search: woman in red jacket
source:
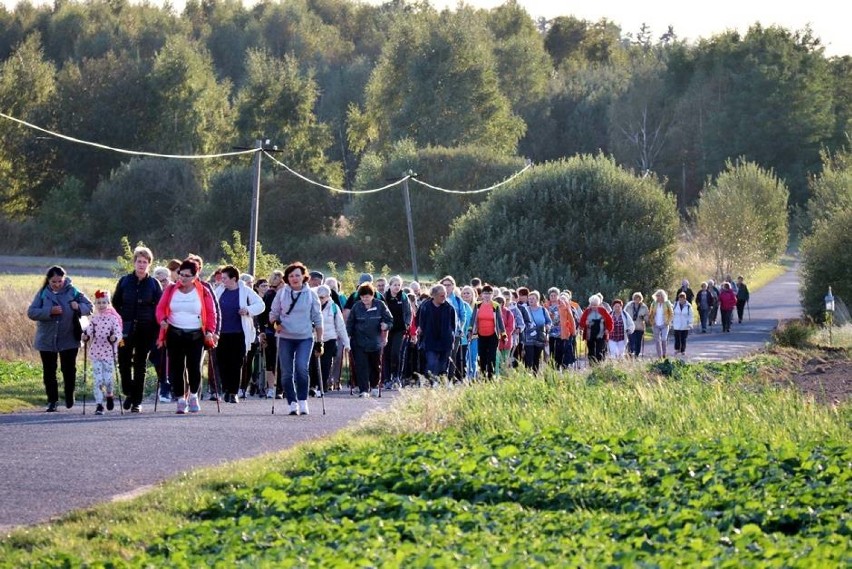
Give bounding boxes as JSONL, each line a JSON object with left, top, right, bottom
{"left": 717, "top": 281, "right": 738, "bottom": 333}
{"left": 156, "top": 258, "right": 218, "bottom": 414}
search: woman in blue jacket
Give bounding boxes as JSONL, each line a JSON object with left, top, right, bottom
{"left": 27, "top": 266, "right": 93, "bottom": 411}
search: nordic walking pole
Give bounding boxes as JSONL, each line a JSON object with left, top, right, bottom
{"left": 315, "top": 352, "right": 326, "bottom": 415}
{"left": 271, "top": 337, "right": 279, "bottom": 415}
{"left": 108, "top": 336, "right": 124, "bottom": 415}
{"left": 81, "top": 337, "right": 88, "bottom": 415}
{"left": 207, "top": 347, "right": 221, "bottom": 414}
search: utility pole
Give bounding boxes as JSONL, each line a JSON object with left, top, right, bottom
{"left": 401, "top": 171, "right": 418, "bottom": 281}
{"left": 234, "top": 139, "right": 281, "bottom": 277}
{"left": 248, "top": 139, "right": 263, "bottom": 277}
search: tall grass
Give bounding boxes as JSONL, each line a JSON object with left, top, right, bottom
{"left": 362, "top": 359, "right": 849, "bottom": 444}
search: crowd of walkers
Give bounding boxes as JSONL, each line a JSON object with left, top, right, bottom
{"left": 27, "top": 248, "right": 751, "bottom": 415}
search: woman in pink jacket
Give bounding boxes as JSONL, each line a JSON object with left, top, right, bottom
{"left": 717, "top": 281, "right": 738, "bottom": 333}
{"left": 156, "top": 258, "right": 218, "bottom": 414}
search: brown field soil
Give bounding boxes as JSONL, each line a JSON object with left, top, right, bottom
{"left": 774, "top": 347, "right": 851, "bottom": 406}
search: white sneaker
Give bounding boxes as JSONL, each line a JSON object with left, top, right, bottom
{"left": 298, "top": 400, "right": 309, "bottom": 415}
{"left": 237, "top": 389, "right": 246, "bottom": 398}
{"left": 371, "top": 388, "right": 379, "bottom": 398}
{"left": 266, "top": 388, "right": 276, "bottom": 399}
{"left": 288, "top": 401, "right": 299, "bottom": 415}
{"left": 159, "top": 394, "right": 172, "bottom": 403}
{"left": 188, "top": 394, "right": 200, "bottom": 413}
{"left": 359, "top": 391, "right": 370, "bottom": 398}
{"left": 176, "top": 398, "right": 187, "bottom": 414}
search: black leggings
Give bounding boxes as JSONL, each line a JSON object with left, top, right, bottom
{"left": 166, "top": 328, "right": 204, "bottom": 398}
{"left": 215, "top": 332, "right": 246, "bottom": 395}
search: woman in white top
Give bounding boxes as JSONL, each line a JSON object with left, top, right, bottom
{"left": 671, "top": 291, "right": 693, "bottom": 355}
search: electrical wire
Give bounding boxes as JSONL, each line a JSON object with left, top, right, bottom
{"left": 263, "top": 151, "right": 407, "bottom": 194}
{"left": 0, "top": 111, "right": 258, "bottom": 159}
{"left": 408, "top": 162, "right": 532, "bottom": 194}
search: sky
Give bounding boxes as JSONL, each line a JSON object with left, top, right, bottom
{"left": 1, "top": 0, "right": 848, "bottom": 56}
{"left": 430, "top": 0, "right": 850, "bottom": 56}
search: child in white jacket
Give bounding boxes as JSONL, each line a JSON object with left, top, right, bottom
{"left": 671, "top": 292, "right": 693, "bottom": 355}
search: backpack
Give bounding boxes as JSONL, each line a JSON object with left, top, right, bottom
{"left": 586, "top": 309, "right": 606, "bottom": 340}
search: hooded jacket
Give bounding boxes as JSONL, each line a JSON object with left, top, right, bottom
{"left": 28, "top": 277, "right": 93, "bottom": 352}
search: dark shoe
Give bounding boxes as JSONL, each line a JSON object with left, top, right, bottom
{"left": 46, "top": 402, "right": 58, "bottom": 412}
{"left": 95, "top": 404, "right": 104, "bottom": 416}
{"left": 123, "top": 397, "right": 132, "bottom": 410}
{"left": 106, "top": 396, "right": 114, "bottom": 411}
{"left": 131, "top": 404, "right": 141, "bottom": 413}
{"left": 65, "top": 393, "right": 74, "bottom": 409}
{"left": 309, "top": 388, "right": 317, "bottom": 397}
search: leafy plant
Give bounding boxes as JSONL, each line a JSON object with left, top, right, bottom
{"left": 219, "top": 231, "right": 282, "bottom": 280}
{"left": 773, "top": 319, "right": 816, "bottom": 348}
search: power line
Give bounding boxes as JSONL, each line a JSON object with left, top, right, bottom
{"left": 262, "top": 151, "right": 408, "bottom": 194}
{"left": 0, "top": 112, "right": 257, "bottom": 159}
{"left": 409, "top": 161, "right": 532, "bottom": 194}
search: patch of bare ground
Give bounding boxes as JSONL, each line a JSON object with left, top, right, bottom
{"left": 771, "top": 347, "right": 852, "bottom": 406}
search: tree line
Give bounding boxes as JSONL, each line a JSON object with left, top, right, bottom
{"left": 0, "top": 0, "right": 848, "bottom": 278}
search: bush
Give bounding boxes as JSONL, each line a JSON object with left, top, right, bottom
{"left": 433, "top": 154, "right": 678, "bottom": 300}
{"left": 772, "top": 319, "right": 816, "bottom": 348}
{"left": 800, "top": 208, "right": 852, "bottom": 322}
{"left": 695, "top": 158, "right": 789, "bottom": 276}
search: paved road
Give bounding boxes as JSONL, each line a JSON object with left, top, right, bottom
{"left": 682, "top": 265, "right": 801, "bottom": 362}
{"left": 0, "top": 391, "right": 394, "bottom": 531}
{"left": 0, "top": 264, "right": 802, "bottom": 532}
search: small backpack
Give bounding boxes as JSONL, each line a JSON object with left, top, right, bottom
{"left": 586, "top": 309, "right": 606, "bottom": 340}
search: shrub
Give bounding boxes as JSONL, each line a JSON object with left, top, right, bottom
{"left": 800, "top": 208, "right": 852, "bottom": 322}
{"left": 433, "top": 154, "right": 678, "bottom": 300}
{"left": 586, "top": 363, "right": 629, "bottom": 385}
{"left": 695, "top": 158, "right": 789, "bottom": 276}
{"left": 772, "top": 319, "right": 816, "bottom": 348}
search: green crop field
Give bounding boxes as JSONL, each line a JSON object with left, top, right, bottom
{"left": 1, "top": 354, "right": 849, "bottom": 567}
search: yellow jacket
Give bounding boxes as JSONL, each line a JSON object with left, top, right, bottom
{"left": 648, "top": 301, "right": 674, "bottom": 326}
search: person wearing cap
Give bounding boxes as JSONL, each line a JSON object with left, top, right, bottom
{"left": 415, "top": 283, "right": 457, "bottom": 380}
{"left": 469, "top": 284, "right": 507, "bottom": 379}
{"left": 346, "top": 282, "right": 393, "bottom": 397}
{"left": 308, "top": 271, "right": 324, "bottom": 289}
{"left": 310, "top": 284, "right": 350, "bottom": 394}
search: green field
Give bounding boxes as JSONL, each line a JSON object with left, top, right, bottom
{"left": 1, "top": 353, "right": 849, "bottom": 566}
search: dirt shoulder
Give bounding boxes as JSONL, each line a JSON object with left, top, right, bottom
{"left": 771, "top": 346, "right": 852, "bottom": 406}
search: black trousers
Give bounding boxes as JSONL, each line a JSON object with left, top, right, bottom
{"left": 523, "top": 343, "right": 544, "bottom": 371}
{"left": 736, "top": 299, "right": 747, "bottom": 323}
{"left": 587, "top": 338, "right": 607, "bottom": 364}
{"left": 40, "top": 349, "right": 78, "bottom": 405}
{"left": 310, "top": 339, "right": 337, "bottom": 390}
{"left": 166, "top": 327, "right": 204, "bottom": 399}
{"left": 215, "top": 332, "right": 246, "bottom": 395}
{"left": 118, "top": 321, "right": 157, "bottom": 405}
{"left": 673, "top": 329, "right": 689, "bottom": 353}
{"left": 549, "top": 336, "right": 565, "bottom": 368}
{"left": 353, "top": 348, "right": 381, "bottom": 393}
{"left": 721, "top": 309, "right": 734, "bottom": 332}
{"left": 382, "top": 330, "right": 406, "bottom": 382}
{"left": 478, "top": 334, "right": 499, "bottom": 378}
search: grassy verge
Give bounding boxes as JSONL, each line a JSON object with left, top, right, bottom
{"left": 1, "top": 355, "right": 849, "bottom": 566}
{"left": 0, "top": 360, "right": 43, "bottom": 413}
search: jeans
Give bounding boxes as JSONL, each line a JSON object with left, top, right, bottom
{"left": 278, "top": 337, "right": 313, "bottom": 403}
{"left": 698, "top": 308, "right": 710, "bottom": 331}
{"left": 652, "top": 325, "right": 669, "bottom": 358}
{"left": 40, "top": 349, "right": 78, "bottom": 405}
